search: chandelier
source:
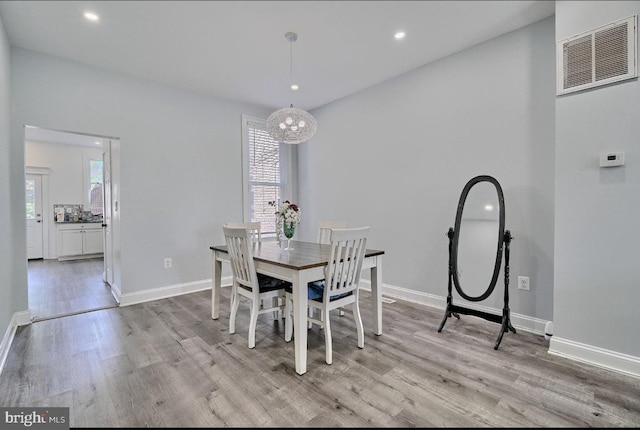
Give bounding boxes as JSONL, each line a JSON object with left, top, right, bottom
{"left": 266, "top": 32, "right": 317, "bottom": 145}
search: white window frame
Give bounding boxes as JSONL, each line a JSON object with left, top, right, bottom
{"left": 241, "top": 115, "right": 296, "bottom": 237}
{"left": 86, "top": 157, "right": 103, "bottom": 214}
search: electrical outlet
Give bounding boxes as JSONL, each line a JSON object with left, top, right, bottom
{"left": 164, "top": 258, "right": 172, "bottom": 269}
{"left": 518, "top": 276, "right": 530, "bottom": 291}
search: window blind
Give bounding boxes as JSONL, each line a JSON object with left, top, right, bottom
{"left": 246, "top": 120, "right": 285, "bottom": 235}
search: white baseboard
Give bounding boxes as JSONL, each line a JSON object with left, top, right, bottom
{"left": 360, "top": 279, "right": 548, "bottom": 335}
{"left": 549, "top": 336, "right": 640, "bottom": 379}
{"left": 118, "top": 276, "right": 233, "bottom": 307}
{"left": 8, "top": 276, "right": 636, "bottom": 379}
{"left": 360, "top": 279, "right": 639, "bottom": 378}
{"left": 110, "top": 281, "right": 122, "bottom": 303}
{"left": 0, "top": 310, "right": 32, "bottom": 376}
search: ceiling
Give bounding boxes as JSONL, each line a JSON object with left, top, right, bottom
{"left": 0, "top": 0, "right": 555, "bottom": 114}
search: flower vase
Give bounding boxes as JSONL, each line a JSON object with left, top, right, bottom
{"left": 283, "top": 223, "right": 296, "bottom": 250}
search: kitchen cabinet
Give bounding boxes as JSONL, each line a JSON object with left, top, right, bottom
{"left": 82, "top": 228, "right": 104, "bottom": 254}
{"left": 57, "top": 223, "right": 104, "bottom": 260}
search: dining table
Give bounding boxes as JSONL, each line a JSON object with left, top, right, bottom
{"left": 210, "top": 239, "right": 384, "bottom": 375}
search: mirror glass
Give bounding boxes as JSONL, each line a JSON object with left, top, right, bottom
{"left": 454, "top": 179, "right": 502, "bottom": 300}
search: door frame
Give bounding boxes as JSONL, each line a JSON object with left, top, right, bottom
{"left": 103, "top": 140, "right": 114, "bottom": 287}
{"left": 23, "top": 125, "right": 122, "bottom": 308}
{"left": 25, "top": 167, "right": 50, "bottom": 259}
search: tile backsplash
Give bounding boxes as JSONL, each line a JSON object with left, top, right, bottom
{"left": 54, "top": 204, "right": 101, "bottom": 223}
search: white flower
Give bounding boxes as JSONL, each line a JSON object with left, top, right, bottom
{"left": 269, "top": 200, "right": 301, "bottom": 246}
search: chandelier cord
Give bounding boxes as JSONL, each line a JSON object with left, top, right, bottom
{"left": 289, "top": 38, "right": 293, "bottom": 85}
{"left": 266, "top": 31, "right": 317, "bottom": 144}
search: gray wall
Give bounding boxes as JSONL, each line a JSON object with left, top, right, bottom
{"left": 10, "top": 48, "right": 274, "bottom": 300}
{"left": 554, "top": 1, "right": 640, "bottom": 358}
{"left": 0, "top": 14, "right": 14, "bottom": 333}
{"left": 299, "top": 17, "right": 556, "bottom": 322}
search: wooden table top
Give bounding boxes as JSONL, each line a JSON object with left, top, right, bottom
{"left": 210, "top": 240, "right": 384, "bottom": 270}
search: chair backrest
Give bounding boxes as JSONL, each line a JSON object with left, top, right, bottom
{"left": 223, "top": 226, "right": 258, "bottom": 292}
{"left": 317, "top": 220, "right": 348, "bottom": 244}
{"left": 224, "top": 221, "right": 262, "bottom": 244}
{"left": 324, "top": 226, "right": 369, "bottom": 300}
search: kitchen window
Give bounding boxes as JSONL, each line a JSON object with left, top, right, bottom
{"left": 241, "top": 115, "right": 296, "bottom": 236}
{"left": 25, "top": 178, "right": 36, "bottom": 219}
{"left": 88, "top": 158, "right": 103, "bottom": 215}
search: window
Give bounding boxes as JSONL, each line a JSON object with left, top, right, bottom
{"left": 242, "top": 115, "right": 294, "bottom": 236}
{"left": 89, "top": 159, "right": 104, "bottom": 215}
{"left": 25, "top": 178, "right": 36, "bottom": 219}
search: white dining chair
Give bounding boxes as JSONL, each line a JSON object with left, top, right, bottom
{"left": 224, "top": 221, "right": 262, "bottom": 244}
{"left": 316, "top": 220, "right": 348, "bottom": 321}
{"left": 285, "top": 226, "right": 370, "bottom": 364}
{"left": 224, "top": 221, "right": 284, "bottom": 318}
{"left": 223, "top": 226, "right": 289, "bottom": 349}
{"left": 317, "top": 220, "right": 347, "bottom": 244}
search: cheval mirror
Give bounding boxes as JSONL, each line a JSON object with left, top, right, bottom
{"left": 437, "top": 175, "right": 516, "bottom": 349}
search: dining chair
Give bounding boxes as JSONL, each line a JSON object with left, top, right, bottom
{"left": 285, "top": 226, "right": 370, "bottom": 364}
{"left": 316, "top": 220, "right": 348, "bottom": 321}
{"left": 224, "top": 221, "right": 262, "bottom": 244}
{"left": 317, "top": 220, "right": 347, "bottom": 244}
{"left": 224, "top": 221, "right": 284, "bottom": 318}
{"left": 223, "top": 226, "right": 290, "bottom": 349}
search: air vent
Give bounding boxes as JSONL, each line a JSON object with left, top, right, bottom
{"left": 557, "top": 15, "right": 637, "bottom": 95}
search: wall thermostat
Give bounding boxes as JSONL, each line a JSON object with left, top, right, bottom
{"left": 599, "top": 152, "right": 624, "bottom": 167}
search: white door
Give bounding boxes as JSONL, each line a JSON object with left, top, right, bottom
{"left": 26, "top": 174, "right": 43, "bottom": 259}
{"left": 103, "top": 143, "right": 114, "bottom": 286}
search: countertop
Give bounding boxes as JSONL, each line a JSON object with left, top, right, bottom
{"left": 56, "top": 220, "right": 103, "bottom": 224}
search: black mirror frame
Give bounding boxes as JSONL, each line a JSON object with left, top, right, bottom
{"left": 451, "top": 175, "right": 505, "bottom": 302}
{"left": 438, "top": 174, "right": 516, "bottom": 350}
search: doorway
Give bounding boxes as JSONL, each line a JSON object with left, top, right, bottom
{"left": 24, "top": 125, "right": 120, "bottom": 321}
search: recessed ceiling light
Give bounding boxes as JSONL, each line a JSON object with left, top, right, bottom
{"left": 84, "top": 12, "right": 99, "bottom": 22}
{"left": 394, "top": 31, "right": 406, "bottom": 40}
{"left": 484, "top": 204, "right": 494, "bottom": 211}
{"left": 94, "top": 141, "right": 101, "bottom": 145}
{"left": 291, "top": 84, "right": 299, "bottom": 91}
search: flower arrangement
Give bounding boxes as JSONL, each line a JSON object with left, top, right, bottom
{"left": 269, "top": 200, "right": 301, "bottom": 246}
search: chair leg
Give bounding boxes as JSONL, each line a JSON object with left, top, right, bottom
{"left": 323, "top": 307, "right": 333, "bottom": 365}
{"left": 307, "top": 307, "right": 314, "bottom": 329}
{"left": 229, "top": 285, "right": 240, "bottom": 335}
{"left": 248, "top": 299, "right": 259, "bottom": 349}
{"left": 352, "top": 301, "right": 364, "bottom": 349}
{"left": 279, "top": 296, "right": 285, "bottom": 320}
{"left": 284, "top": 293, "right": 293, "bottom": 342}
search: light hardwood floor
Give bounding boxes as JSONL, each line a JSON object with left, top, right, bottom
{"left": 1, "top": 286, "right": 639, "bottom": 427}
{"left": 27, "top": 257, "right": 117, "bottom": 321}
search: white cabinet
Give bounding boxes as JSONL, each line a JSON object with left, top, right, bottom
{"left": 57, "top": 223, "right": 104, "bottom": 260}
{"left": 59, "top": 229, "right": 83, "bottom": 257}
{"left": 82, "top": 228, "right": 104, "bottom": 255}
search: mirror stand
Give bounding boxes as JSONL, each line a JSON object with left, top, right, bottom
{"left": 438, "top": 228, "right": 516, "bottom": 350}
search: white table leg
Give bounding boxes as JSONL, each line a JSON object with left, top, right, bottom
{"left": 212, "top": 252, "right": 222, "bottom": 320}
{"left": 370, "top": 256, "right": 383, "bottom": 335}
{"left": 292, "top": 271, "right": 308, "bottom": 375}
